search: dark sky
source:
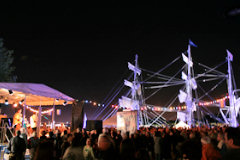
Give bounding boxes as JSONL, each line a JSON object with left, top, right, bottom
{"left": 1, "top": 1, "right": 240, "bottom": 106}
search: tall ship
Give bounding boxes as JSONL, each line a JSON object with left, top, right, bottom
{"left": 84, "top": 40, "right": 239, "bottom": 132}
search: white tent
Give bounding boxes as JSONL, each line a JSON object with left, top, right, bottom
{"left": 0, "top": 82, "right": 75, "bottom": 135}
{"left": 0, "top": 82, "right": 74, "bottom": 106}
{"left": 174, "top": 120, "right": 190, "bottom": 129}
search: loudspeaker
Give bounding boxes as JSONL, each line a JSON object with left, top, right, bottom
{"left": 86, "top": 120, "right": 102, "bottom": 132}
{"left": 71, "top": 102, "right": 84, "bottom": 131}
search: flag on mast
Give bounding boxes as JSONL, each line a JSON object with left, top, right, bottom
{"left": 189, "top": 39, "right": 197, "bottom": 47}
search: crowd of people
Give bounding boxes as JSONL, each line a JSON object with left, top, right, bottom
{"left": 6, "top": 125, "right": 240, "bottom": 160}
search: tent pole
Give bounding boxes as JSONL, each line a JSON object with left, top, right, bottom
{"left": 52, "top": 99, "right": 55, "bottom": 130}
{"left": 37, "top": 100, "right": 42, "bottom": 137}
{"left": 22, "top": 95, "right": 27, "bottom": 127}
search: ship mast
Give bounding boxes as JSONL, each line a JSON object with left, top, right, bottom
{"left": 186, "top": 44, "right": 193, "bottom": 127}
{"left": 227, "top": 50, "right": 238, "bottom": 127}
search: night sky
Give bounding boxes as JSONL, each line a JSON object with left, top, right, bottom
{"left": 1, "top": 1, "right": 240, "bottom": 107}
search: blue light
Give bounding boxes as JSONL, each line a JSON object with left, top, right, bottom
{"left": 85, "top": 100, "right": 88, "bottom": 103}
{"left": 102, "top": 104, "right": 105, "bottom": 107}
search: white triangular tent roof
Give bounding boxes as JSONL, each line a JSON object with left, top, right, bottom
{"left": 174, "top": 120, "right": 190, "bottom": 129}
{"left": 0, "top": 82, "right": 74, "bottom": 106}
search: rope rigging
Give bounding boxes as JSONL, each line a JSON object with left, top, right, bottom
{"left": 92, "top": 45, "right": 238, "bottom": 128}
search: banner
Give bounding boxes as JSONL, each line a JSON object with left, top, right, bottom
{"left": 117, "top": 110, "right": 138, "bottom": 134}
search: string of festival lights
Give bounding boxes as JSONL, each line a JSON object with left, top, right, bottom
{"left": 25, "top": 106, "right": 53, "bottom": 114}
{"left": 82, "top": 95, "right": 230, "bottom": 111}
{"left": 10, "top": 95, "right": 229, "bottom": 114}
{"left": 11, "top": 102, "right": 54, "bottom": 114}
{"left": 198, "top": 95, "right": 229, "bottom": 106}
{"left": 82, "top": 100, "right": 105, "bottom": 107}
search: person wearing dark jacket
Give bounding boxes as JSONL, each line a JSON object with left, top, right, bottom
{"left": 8, "top": 130, "right": 26, "bottom": 160}
{"left": 222, "top": 127, "right": 240, "bottom": 160}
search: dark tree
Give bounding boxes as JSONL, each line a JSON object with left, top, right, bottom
{"left": 0, "top": 38, "right": 15, "bottom": 82}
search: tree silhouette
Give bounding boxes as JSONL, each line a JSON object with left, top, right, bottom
{"left": 0, "top": 38, "right": 15, "bottom": 82}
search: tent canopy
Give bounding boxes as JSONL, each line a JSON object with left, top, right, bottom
{"left": 174, "top": 120, "right": 190, "bottom": 129}
{"left": 0, "top": 82, "right": 74, "bottom": 106}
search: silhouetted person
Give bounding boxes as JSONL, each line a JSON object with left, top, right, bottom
{"left": 27, "top": 130, "right": 39, "bottom": 160}
{"left": 40, "top": 130, "right": 47, "bottom": 142}
{"left": 8, "top": 130, "right": 26, "bottom": 160}
{"left": 33, "top": 140, "right": 54, "bottom": 160}
{"left": 120, "top": 138, "right": 136, "bottom": 160}
{"left": 97, "top": 133, "right": 116, "bottom": 160}
{"left": 216, "top": 132, "right": 227, "bottom": 156}
{"left": 55, "top": 132, "right": 63, "bottom": 160}
{"left": 201, "top": 136, "right": 221, "bottom": 160}
{"left": 63, "top": 133, "right": 84, "bottom": 160}
{"left": 83, "top": 138, "right": 95, "bottom": 160}
{"left": 61, "top": 133, "right": 73, "bottom": 157}
{"left": 222, "top": 127, "right": 240, "bottom": 160}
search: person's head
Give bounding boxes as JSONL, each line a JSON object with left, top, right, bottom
{"left": 17, "top": 109, "right": 22, "bottom": 114}
{"left": 98, "top": 133, "right": 115, "bottom": 151}
{"left": 154, "top": 131, "right": 160, "bottom": 137}
{"left": 117, "top": 130, "right": 121, "bottom": 135}
{"left": 102, "top": 128, "right": 109, "bottom": 134}
{"left": 32, "top": 131, "right": 37, "bottom": 137}
{"left": 16, "top": 130, "right": 21, "bottom": 136}
{"left": 49, "top": 131, "right": 54, "bottom": 138}
{"left": 67, "top": 133, "right": 73, "bottom": 143}
{"left": 201, "top": 136, "right": 211, "bottom": 145}
{"left": 42, "top": 130, "right": 46, "bottom": 136}
{"left": 20, "top": 127, "right": 26, "bottom": 134}
{"left": 86, "top": 138, "right": 91, "bottom": 146}
{"left": 57, "top": 132, "right": 61, "bottom": 137}
{"left": 189, "top": 132, "right": 196, "bottom": 139}
{"left": 76, "top": 128, "right": 80, "bottom": 133}
{"left": 71, "top": 133, "right": 81, "bottom": 147}
{"left": 31, "top": 127, "right": 36, "bottom": 131}
{"left": 145, "top": 131, "right": 151, "bottom": 137}
{"left": 224, "top": 127, "right": 240, "bottom": 149}
{"left": 161, "top": 131, "right": 165, "bottom": 138}
{"left": 217, "top": 132, "right": 224, "bottom": 142}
